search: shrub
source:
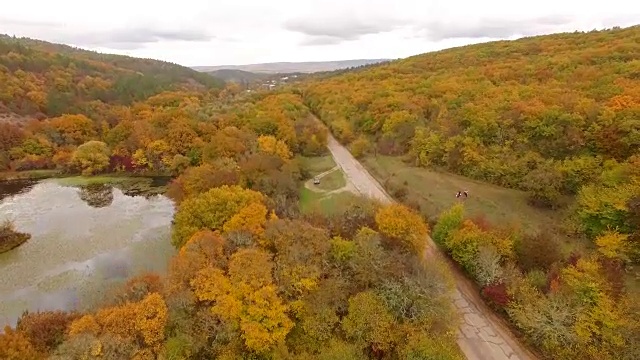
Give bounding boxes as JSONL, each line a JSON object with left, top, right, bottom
{"left": 324, "top": 196, "right": 380, "bottom": 239}
{"left": 400, "top": 332, "right": 464, "bottom": 360}
{"left": 432, "top": 203, "right": 464, "bottom": 246}
{"left": 444, "top": 220, "right": 489, "bottom": 273}
{"left": 526, "top": 270, "right": 548, "bottom": 293}
{"left": 0, "top": 326, "right": 41, "bottom": 360}
{"left": 348, "top": 135, "right": 372, "bottom": 159}
{"left": 473, "top": 245, "right": 504, "bottom": 287}
{"left": 16, "top": 310, "right": 81, "bottom": 353}
{"left": 515, "top": 232, "right": 563, "bottom": 272}
{"left": 481, "top": 283, "right": 511, "bottom": 308}
{"left": 520, "top": 162, "right": 564, "bottom": 209}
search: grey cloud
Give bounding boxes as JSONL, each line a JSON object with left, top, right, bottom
{"left": 0, "top": 17, "right": 63, "bottom": 28}
{"left": 299, "top": 35, "right": 346, "bottom": 46}
{"left": 284, "top": 16, "right": 401, "bottom": 45}
{"left": 56, "top": 27, "right": 214, "bottom": 49}
{"left": 417, "top": 15, "right": 575, "bottom": 41}
{"left": 1, "top": 17, "right": 214, "bottom": 50}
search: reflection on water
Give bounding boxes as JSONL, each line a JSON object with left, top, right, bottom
{"left": 0, "top": 179, "right": 175, "bottom": 328}
{"left": 78, "top": 184, "right": 114, "bottom": 208}
{"left": 0, "top": 179, "right": 36, "bottom": 202}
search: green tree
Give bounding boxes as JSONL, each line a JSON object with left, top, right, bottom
{"left": 171, "top": 185, "right": 265, "bottom": 248}
{"left": 71, "top": 140, "right": 111, "bottom": 175}
{"left": 432, "top": 203, "right": 464, "bottom": 245}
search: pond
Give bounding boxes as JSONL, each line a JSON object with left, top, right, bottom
{"left": 0, "top": 177, "right": 175, "bottom": 328}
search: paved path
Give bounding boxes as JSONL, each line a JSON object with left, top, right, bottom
{"left": 326, "top": 134, "right": 537, "bottom": 360}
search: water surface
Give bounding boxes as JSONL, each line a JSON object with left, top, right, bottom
{"left": 0, "top": 179, "right": 175, "bottom": 327}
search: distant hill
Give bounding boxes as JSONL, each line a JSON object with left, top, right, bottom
{"left": 207, "top": 69, "right": 271, "bottom": 83}
{"left": 0, "top": 34, "right": 224, "bottom": 117}
{"left": 193, "top": 59, "right": 391, "bottom": 74}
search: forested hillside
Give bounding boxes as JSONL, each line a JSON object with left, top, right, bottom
{"left": 0, "top": 35, "right": 223, "bottom": 119}
{"left": 0, "top": 35, "right": 462, "bottom": 359}
{"left": 303, "top": 26, "right": 640, "bottom": 359}
{"left": 303, "top": 26, "right": 639, "bottom": 203}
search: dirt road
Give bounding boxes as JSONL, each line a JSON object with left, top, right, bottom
{"left": 326, "top": 134, "right": 537, "bottom": 360}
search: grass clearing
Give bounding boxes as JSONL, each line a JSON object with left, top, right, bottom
{"left": 297, "top": 155, "right": 336, "bottom": 176}
{"left": 316, "top": 169, "right": 346, "bottom": 191}
{"left": 54, "top": 175, "right": 139, "bottom": 187}
{"left": 0, "top": 169, "right": 61, "bottom": 181}
{"left": 299, "top": 187, "right": 359, "bottom": 215}
{"left": 298, "top": 155, "right": 355, "bottom": 215}
{"left": 362, "top": 155, "right": 572, "bottom": 236}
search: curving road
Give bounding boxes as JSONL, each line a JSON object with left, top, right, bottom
{"left": 326, "top": 134, "right": 537, "bottom": 360}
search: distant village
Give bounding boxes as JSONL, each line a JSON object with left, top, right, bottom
{"left": 259, "top": 74, "right": 298, "bottom": 90}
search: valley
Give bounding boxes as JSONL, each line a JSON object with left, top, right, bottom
{"left": 0, "top": 24, "right": 639, "bottom": 360}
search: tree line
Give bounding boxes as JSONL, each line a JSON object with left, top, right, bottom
{"left": 297, "top": 25, "right": 640, "bottom": 360}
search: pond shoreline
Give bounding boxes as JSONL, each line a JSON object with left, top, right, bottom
{"left": 0, "top": 179, "right": 176, "bottom": 328}
{"left": 0, "top": 232, "right": 30, "bottom": 254}
{"left": 0, "top": 170, "right": 172, "bottom": 182}
{"left": 0, "top": 172, "right": 174, "bottom": 199}
{"left": 0, "top": 221, "right": 32, "bottom": 254}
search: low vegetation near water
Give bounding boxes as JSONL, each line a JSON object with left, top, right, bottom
{"left": 0, "top": 220, "right": 31, "bottom": 254}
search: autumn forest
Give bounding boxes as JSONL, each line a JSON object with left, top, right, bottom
{"left": 0, "top": 25, "right": 639, "bottom": 360}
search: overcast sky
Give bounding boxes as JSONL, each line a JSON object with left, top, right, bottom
{"left": 1, "top": 0, "right": 639, "bottom": 66}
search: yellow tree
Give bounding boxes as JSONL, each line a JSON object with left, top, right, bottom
{"left": 68, "top": 314, "right": 100, "bottom": 337}
{"left": 239, "top": 285, "right": 293, "bottom": 353}
{"left": 169, "top": 230, "right": 227, "bottom": 292}
{"left": 171, "top": 185, "right": 265, "bottom": 248}
{"left": 94, "top": 303, "right": 139, "bottom": 340}
{"left": 144, "top": 139, "right": 172, "bottom": 170}
{"left": 71, "top": 140, "right": 111, "bottom": 176}
{"left": 191, "top": 249, "right": 293, "bottom": 354}
{"left": 222, "top": 202, "right": 269, "bottom": 241}
{"left": 48, "top": 114, "right": 97, "bottom": 145}
{"left": 0, "top": 326, "right": 41, "bottom": 360}
{"left": 375, "top": 204, "right": 429, "bottom": 254}
{"left": 342, "top": 291, "right": 396, "bottom": 352}
{"left": 228, "top": 248, "right": 274, "bottom": 290}
{"left": 562, "top": 258, "right": 627, "bottom": 357}
{"left": 257, "top": 135, "right": 292, "bottom": 162}
{"left": 134, "top": 293, "right": 169, "bottom": 350}
{"left": 263, "top": 219, "right": 331, "bottom": 299}
{"left": 595, "top": 230, "right": 630, "bottom": 260}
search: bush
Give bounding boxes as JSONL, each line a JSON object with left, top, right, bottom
{"left": 444, "top": 220, "right": 488, "bottom": 273}
{"left": 520, "top": 162, "right": 564, "bottom": 209}
{"left": 515, "top": 232, "right": 563, "bottom": 272}
{"left": 0, "top": 150, "right": 10, "bottom": 170}
{"left": 16, "top": 310, "right": 81, "bottom": 353}
{"left": 432, "top": 203, "right": 464, "bottom": 246}
{"left": 473, "top": 245, "right": 504, "bottom": 287}
{"left": 392, "top": 185, "right": 408, "bottom": 201}
{"left": 526, "top": 270, "right": 548, "bottom": 292}
{"left": 481, "top": 283, "right": 511, "bottom": 308}
{"left": 400, "top": 332, "right": 464, "bottom": 360}
{"left": 348, "top": 135, "right": 372, "bottom": 159}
